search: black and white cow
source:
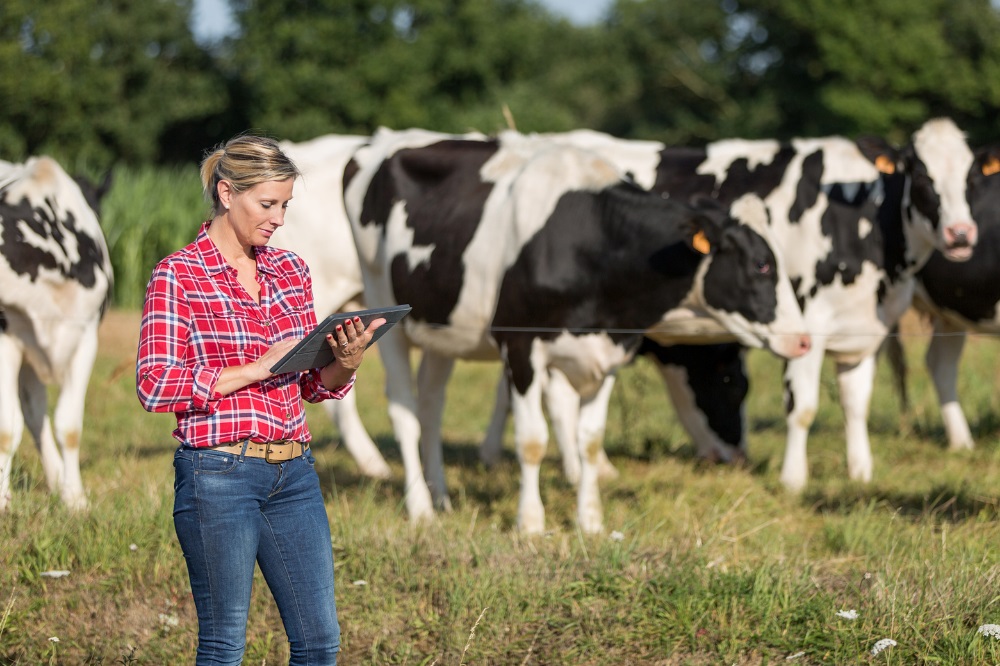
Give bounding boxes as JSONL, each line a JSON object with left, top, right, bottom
{"left": 275, "top": 132, "right": 752, "bottom": 489}
{"left": 499, "top": 118, "right": 978, "bottom": 493}
{"left": 342, "top": 128, "right": 811, "bottom": 533}
{"left": 894, "top": 140, "right": 1000, "bottom": 450}
{"left": 0, "top": 156, "right": 114, "bottom": 510}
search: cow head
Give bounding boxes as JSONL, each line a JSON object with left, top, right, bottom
{"left": 688, "top": 194, "right": 811, "bottom": 359}
{"left": 902, "top": 118, "right": 980, "bottom": 262}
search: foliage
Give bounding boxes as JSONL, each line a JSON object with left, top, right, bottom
{"left": 732, "top": 0, "right": 1000, "bottom": 142}
{"left": 0, "top": 0, "right": 228, "bottom": 169}
{"left": 100, "top": 164, "right": 207, "bottom": 307}
{"left": 225, "top": 0, "right": 628, "bottom": 138}
{"left": 4, "top": 0, "right": 1000, "bottom": 172}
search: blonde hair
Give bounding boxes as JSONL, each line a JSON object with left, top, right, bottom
{"left": 199, "top": 133, "right": 300, "bottom": 215}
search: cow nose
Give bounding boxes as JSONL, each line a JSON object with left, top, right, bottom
{"left": 945, "top": 221, "right": 976, "bottom": 248}
{"left": 796, "top": 333, "right": 812, "bottom": 355}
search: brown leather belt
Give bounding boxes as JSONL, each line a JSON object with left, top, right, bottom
{"left": 211, "top": 440, "right": 309, "bottom": 463}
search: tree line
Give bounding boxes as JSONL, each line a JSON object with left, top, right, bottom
{"left": 3, "top": 0, "right": 1000, "bottom": 172}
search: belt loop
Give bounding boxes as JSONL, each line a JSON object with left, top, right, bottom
{"left": 238, "top": 438, "right": 250, "bottom": 463}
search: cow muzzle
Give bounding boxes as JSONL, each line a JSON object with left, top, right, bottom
{"left": 771, "top": 332, "right": 812, "bottom": 360}
{"left": 943, "top": 221, "right": 977, "bottom": 261}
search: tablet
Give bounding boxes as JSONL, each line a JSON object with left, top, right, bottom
{"left": 269, "top": 305, "right": 412, "bottom": 374}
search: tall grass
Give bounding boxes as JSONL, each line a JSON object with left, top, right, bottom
{"left": 101, "top": 165, "right": 207, "bottom": 308}
{"left": 1, "top": 310, "right": 999, "bottom": 664}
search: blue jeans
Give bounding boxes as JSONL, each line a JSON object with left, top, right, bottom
{"left": 173, "top": 445, "right": 340, "bottom": 665}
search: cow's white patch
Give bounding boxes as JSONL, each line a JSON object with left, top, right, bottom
{"left": 698, "top": 139, "right": 782, "bottom": 188}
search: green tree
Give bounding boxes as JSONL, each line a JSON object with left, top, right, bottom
{"left": 226, "top": 0, "right": 631, "bottom": 138}
{"left": 733, "top": 0, "right": 1000, "bottom": 141}
{"left": 0, "top": 0, "right": 227, "bottom": 168}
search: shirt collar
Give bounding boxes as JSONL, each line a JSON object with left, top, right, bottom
{"left": 194, "top": 221, "right": 281, "bottom": 277}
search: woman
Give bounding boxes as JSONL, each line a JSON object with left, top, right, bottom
{"left": 136, "top": 133, "right": 380, "bottom": 665}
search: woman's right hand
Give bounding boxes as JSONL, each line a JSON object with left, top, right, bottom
{"left": 251, "top": 338, "right": 301, "bottom": 382}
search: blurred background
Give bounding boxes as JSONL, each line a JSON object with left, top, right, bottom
{"left": 6, "top": 0, "right": 1000, "bottom": 170}
{"left": 5, "top": 0, "right": 1000, "bottom": 306}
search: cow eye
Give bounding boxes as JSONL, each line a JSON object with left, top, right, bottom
{"left": 756, "top": 260, "right": 771, "bottom": 275}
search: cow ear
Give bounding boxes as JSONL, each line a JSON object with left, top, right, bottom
{"left": 691, "top": 229, "right": 712, "bottom": 255}
{"left": 855, "top": 136, "right": 899, "bottom": 174}
{"left": 685, "top": 196, "right": 727, "bottom": 254}
{"left": 978, "top": 147, "right": 1000, "bottom": 176}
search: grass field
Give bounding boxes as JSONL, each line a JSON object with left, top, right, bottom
{"left": 2, "top": 309, "right": 1000, "bottom": 664}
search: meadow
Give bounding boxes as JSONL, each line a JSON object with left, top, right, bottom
{"left": 2, "top": 164, "right": 1000, "bottom": 664}
{"left": 1, "top": 307, "right": 1000, "bottom": 665}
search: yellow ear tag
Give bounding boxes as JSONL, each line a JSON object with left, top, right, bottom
{"left": 692, "top": 230, "right": 711, "bottom": 255}
{"left": 982, "top": 156, "right": 1000, "bottom": 176}
{"left": 875, "top": 155, "right": 896, "bottom": 174}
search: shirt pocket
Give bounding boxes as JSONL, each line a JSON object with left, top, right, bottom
{"left": 270, "top": 293, "right": 311, "bottom": 342}
{"left": 189, "top": 303, "right": 259, "bottom": 364}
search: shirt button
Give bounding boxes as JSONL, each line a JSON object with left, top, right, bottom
{"left": 286, "top": 413, "right": 293, "bottom": 419}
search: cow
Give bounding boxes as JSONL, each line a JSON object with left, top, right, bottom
{"left": 480, "top": 118, "right": 979, "bottom": 494}
{"left": 888, "top": 139, "right": 1000, "bottom": 450}
{"left": 0, "top": 156, "right": 114, "bottom": 510}
{"left": 274, "top": 132, "right": 758, "bottom": 489}
{"left": 341, "top": 127, "right": 811, "bottom": 533}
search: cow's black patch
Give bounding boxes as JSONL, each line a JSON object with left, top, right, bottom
{"left": 0, "top": 194, "right": 107, "bottom": 288}
{"left": 639, "top": 340, "right": 748, "bottom": 447}
{"left": 361, "top": 140, "right": 499, "bottom": 325}
{"left": 494, "top": 184, "right": 706, "bottom": 393}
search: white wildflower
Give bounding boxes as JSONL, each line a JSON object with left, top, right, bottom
{"left": 836, "top": 609, "right": 858, "bottom": 620}
{"left": 48, "top": 637, "right": 60, "bottom": 643}
{"left": 352, "top": 579, "right": 368, "bottom": 586}
{"left": 870, "top": 638, "right": 897, "bottom": 656}
{"left": 158, "top": 613, "right": 179, "bottom": 630}
{"left": 610, "top": 530, "right": 624, "bottom": 542}
{"left": 129, "top": 543, "right": 138, "bottom": 552}
{"left": 978, "top": 624, "right": 1000, "bottom": 639}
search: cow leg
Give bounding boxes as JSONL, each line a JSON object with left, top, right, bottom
{"left": 324, "top": 393, "right": 392, "bottom": 479}
{"left": 510, "top": 369, "right": 550, "bottom": 535}
{"left": 544, "top": 368, "right": 582, "bottom": 485}
{"left": 576, "top": 374, "right": 617, "bottom": 534}
{"left": 779, "top": 344, "right": 825, "bottom": 493}
{"left": 479, "top": 369, "right": 509, "bottom": 468}
{"left": 925, "top": 317, "right": 974, "bottom": 450}
{"left": 19, "top": 363, "right": 63, "bottom": 494}
{"left": 51, "top": 322, "right": 99, "bottom": 511}
{"left": 379, "top": 332, "right": 435, "bottom": 524}
{"left": 416, "top": 350, "right": 455, "bottom": 512}
{"left": 836, "top": 354, "right": 876, "bottom": 483}
{"left": 0, "top": 336, "right": 26, "bottom": 510}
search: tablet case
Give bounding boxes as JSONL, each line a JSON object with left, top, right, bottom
{"left": 269, "top": 304, "right": 412, "bottom": 374}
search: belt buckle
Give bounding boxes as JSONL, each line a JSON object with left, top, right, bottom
{"left": 264, "top": 440, "right": 285, "bottom": 464}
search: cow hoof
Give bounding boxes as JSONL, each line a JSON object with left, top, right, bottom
{"left": 356, "top": 458, "right": 392, "bottom": 480}
{"left": 597, "top": 459, "right": 619, "bottom": 482}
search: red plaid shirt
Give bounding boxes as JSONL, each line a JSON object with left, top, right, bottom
{"left": 136, "top": 222, "right": 352, "bottom": 448}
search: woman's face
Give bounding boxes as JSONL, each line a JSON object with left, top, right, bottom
{"left": 220, "top": 178, "right": 294, "bottom": 247}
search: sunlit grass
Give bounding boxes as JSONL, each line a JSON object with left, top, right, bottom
{"left": 0, "top": 311, "right": 998, "bottom": 664}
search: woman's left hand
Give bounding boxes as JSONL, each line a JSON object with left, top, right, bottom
{"left": 324, "top": 315, "right": 386, "bottom": 376}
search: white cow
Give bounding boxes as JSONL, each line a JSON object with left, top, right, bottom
{"left": 0, "top": 156, "right": 113, "bottom": 510}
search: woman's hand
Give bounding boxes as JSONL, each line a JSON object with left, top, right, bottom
{"left": 320, "top": 315, "right": 386, "bottom": 389}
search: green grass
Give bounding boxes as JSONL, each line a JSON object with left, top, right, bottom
{"left": 1, "top": 311, "right": 1000, "bottom": 664}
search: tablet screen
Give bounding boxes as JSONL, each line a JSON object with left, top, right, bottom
{"left": 269, "top": 304, "right": 411, "bottom": 374}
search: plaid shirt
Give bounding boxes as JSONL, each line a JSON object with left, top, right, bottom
{"left": 136, "top": 222, "right": 352, "bottom": 448}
